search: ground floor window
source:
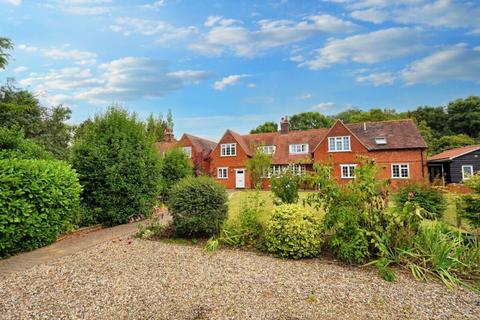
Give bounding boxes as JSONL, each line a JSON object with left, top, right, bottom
{"left": 217, "top": 167, "right": 228, "bottom": 179}
{"left": 266, "top": 164, "right": 306, "bottom": 177}
{"left": 340, "top": 164, "right": 356, "bottom": 178}
{"left": 392, "top": 163, "right": 409, "bottom": 179}
{"left": 462, "top": 165, "right": 474, "bottom": 181}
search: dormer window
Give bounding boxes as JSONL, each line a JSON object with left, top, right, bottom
{"left": 375, "top": 137, "right": 387, "bottom": 145}
{"left": 289, "top": 144, "right": 308, "bottom": 154}
{"left": 328, "top": 136, "right": 351, "bottom": 152}
{"left": 220, "top": 143, "right": 236, "bottom": 156}
{"left": 258, "top": 145, "right": 276, "bottom": 154}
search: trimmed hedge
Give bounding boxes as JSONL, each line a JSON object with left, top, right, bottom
{"left": 168, "top": 176, "right": 228, "bottom": 237}
{"left": 0, "top": 159, "right": 81, "bottom": 257}
{"left": 265, "top": 204, "right": 323, "bottom": 259}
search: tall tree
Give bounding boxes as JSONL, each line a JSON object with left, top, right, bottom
{"left": 407, "top": 106, "right": 450, "bottom": 136}
{"left": 430, "top": 134, "right": 476, "bottom": 155}
{"left": 250, "top": 121, "right": 278, "bottom": 134}
{"left": 0, "top": 37, "right": 12, "bottom": 69}
{"left": 447, "top": 96, "right": 480, "bottom": 138}
{"left": 289, "top": 112, "right": 333, "bottom": 130}
{"left": 336, "top": 108, "right": 404, "bottom": 123}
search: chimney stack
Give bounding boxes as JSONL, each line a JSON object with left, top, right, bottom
{"left": 280, "top": 116, "right": 290, "bottom": 134}
{"left": 164, "top": 127, "right": 174, "bottom": 142}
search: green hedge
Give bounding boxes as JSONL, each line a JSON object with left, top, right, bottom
{"left": 168, "top": 176, "right": 228, "bottom": 237}
{"left": 0, "top": 159, "right": 81, "bottom": 257}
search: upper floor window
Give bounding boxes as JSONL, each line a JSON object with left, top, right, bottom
{"left": 328, "top": 136, "right": 351, "bottom": 152}
{"left": 340, "top": 164, "right": 356, "bottom": 179}
{"left": 392, "top": 163, "right": 409, "bottom": 179}
{"left": 220, "top": 143, "right": 236, "bottom": 156}
{"left": 289, "top": 144, "right": 308, "bottom": 154}
{"left": 462, "top": 165, "right": 474, "bottom": 181}
{"left": 258, "top": 145, "right": 276, "bottom": 154}
{"left": 182, "top": 146, "right": 192, "bottom": 158}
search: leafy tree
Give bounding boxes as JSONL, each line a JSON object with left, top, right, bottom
{"left": 415, "top": 120, "right": 435, "bottom": 154}
{"left": 0, "top": 81, "right": 73, "bottom": 159}
{"left": 145, "top": 109, "right": 173, "bottom": 141}
{"left": 430, "top": 134, "right": 476, "bottom": 155}
{"left": 71, "top": 107, "right": 162, "bottom": 226}
{"left": 407, "top": 106, "right": 450, "bottom": 136}
{"left": 245, "top": 148, "right": 271, "bottom": 189}
{"left": 250, "top": 121, "right": 278, "bottom": 134}
{"left": 0, "top": 37, "right": 12, "bottom": 69}
{"left": 336, "top": 108, "right": 404, "bottom": 123}
{"left": 159, "top": 147, "right": 193, "bottom": 201}
{"left": 447, "top": 96, "right": 480, "bottom": 138}
{"left": 289, "top": 112, "right": 333, "bottom": 130}
{"left": 0, "top": 127, "right": 52, "bottom": 160}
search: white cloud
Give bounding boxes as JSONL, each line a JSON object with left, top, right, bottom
{"left": 109, "top": 17, "right": 197, "bottom": 44}
{"left": 350, "top": 8, "right": 388, "bottom": 24}
{"left": 13, "top": 66, "right": 28, "bottom": 73}
{"left": 310, "top": 101, "right": 337, "bottom": 111}
{"left": 1, "top": 0, "right": 21, "bottom": 5}
{"left": 190, "top": 14, "right": 357, "bottom": 57}
{"left": 43, "top": 48, "right": 97, "bottom": 66}
{"left": 297, "top": 93, "right": 312, "bottom": 100}
{"left": 19, "top": 57, "right": 210, "bottom": 105}
{"left": 45, "top": 0, "right": 112, "bottom": 15}
{"left": 355, "top": 71, "right": 396, "bottom": 86}
{"left": 401, "top": 44, "right": 480, "bottom": 84}
{"left": 17, "top": 44, "right": 37, "bottom": 52}
{"left": 247, "top": 83, "right": 256, "bottom": 88}
{"left": 141, "top": 0, "right": 165, "bottom": 9}
{"left": 301, "top": 27, "right": 424, "bottom": 70}
{"left": 213, "top": 74, "right": 250, "bottom": 90}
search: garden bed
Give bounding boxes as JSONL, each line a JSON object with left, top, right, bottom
{"left": 0, "top": 239, "right": 478, "bottom": 319}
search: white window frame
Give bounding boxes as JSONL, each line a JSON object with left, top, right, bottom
{"left": 289, "top": 144, "right": 309, "bottom": 154}
{"left": 375, "top": 137, "right": 387, "bottom": 145}
{"left": 182, "top": 146, "right": 192, "bottom": 158}
{"left": 462, "top": 165, "right": 474, "bottom": 181}
{"left": 293, "top": 164, "right": 306, "bottom": 176}
{"left": 258, "top": 145, "right": 276, "bottom": 155}
{"left": 328, "top": 136, "right": 351, "bottom": 152}
{"left": 340, "top": 164, "right": 356, "bottom": 179}
{"left": 217, "top": 167, "right": 228, "bottom": 179}
{"left": 220, "top": 143, "right": 236, "bottom": 157}
{"left": 391, "top": 163, "right": 409, "bottom": 179}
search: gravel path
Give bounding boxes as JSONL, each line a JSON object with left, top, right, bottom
{"left": 0, "top": 238, "right": 478, "bottom": 320}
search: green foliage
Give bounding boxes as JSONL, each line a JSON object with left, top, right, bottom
{"left": 457, "top": 194, "right": 480, "bottom": 230}
{"left": 0, "top": 159, "right": 81, "bottom": 257}
{"left": 447, "top": 96, "right": 480, "bottom": 138}
{"left": 168, "top": 176, "right": 228, "bottom": 238}
{"left": 71, "top": 107, "right": 161, "bottom": 226}
{"left": 135, "top": 216, "right": 167, "bottom": 240}
{"left": 0, "top": 127, "right": 52, "bottom": 160}
{"left": 407, "top": 106, "right": 450, "bottom": 136}
{"left": 265, "top": 204, "right": 323, "bottom": 259}
{"left": 336, "top": 108, "right": 404, "bottom": 123}
{"left": 221, "top": 192, "right": 265, "bottom": 248}
{"left": 0, "top": 81, "right": 73, "bottom": 159}
{"left": 393, "top": 183, "right": 447, "bottom": 219}
{"left": 0, "top": 37, "right": 12, "bottom": 69}
{"left": 430, "top": 134, "right": 476, "bottom": 155}
{"left": 465, "top": 172, "right": 480, "bottom": 194}
{"left": 250, "top": 121, "right": 278, "bottom": 134}
{"left": 159, "top": 147, "right": 193, "bottom": 201}
{"left": 289, "top": 112, "right": 333, "bottom": 130}
{"left": 399, "top": 223, "right": 480, "bottom": 292}
{"left": 146, "top": 110, "right": 173, "bottom": 141}
{"left": 204, "top": 237, "right": 219, "bottom": 253}
{"left": 245, "top": 148, "right": 271, "bottom": 189}
{"left": 270, "top": 165, "right": 301, "bottom": 204}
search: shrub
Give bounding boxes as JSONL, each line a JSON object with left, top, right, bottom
{"left": 0, "top": 127, "right": 52, "bottom": 160}
{"left": 71, "top": 107, "right": 161, "bottom": 226}
{"left": 220, "top": 192, "right": 265, "bottom": 248}
{"left": 458, "top": 194, "right": 480, "bottom": 239}
{"left": 393, "top": 183, "right": 447, "bottom": 219}
{"left": 159, "top": 147, "right": 193, "bottom": 202}
{"left": 270, "top": 166, "right": 301, "bottom": 204}
{"left": 135, "top": 216, "right": 167, "bottom": 240}
{"left": 265, "top": 204, "right": 323, "bottom": 259}
{"left": 465, "top": 172, "right": 480, "bottom": 193}
{"left": 0, "top": 159, "right": 81, "bottom": 257}
{"left": 245, "top": 149, "right": 271, "bottom": 189}
{"left": 168, "top": 176, "right": 228, "bottom": 238}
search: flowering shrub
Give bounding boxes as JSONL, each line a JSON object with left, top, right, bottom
{"left": 270, "top": 165, "right": 301, "bottom": 204}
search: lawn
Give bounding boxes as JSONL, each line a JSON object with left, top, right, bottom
{"left": 227, "top": 190, "right": 320, "bottom": 226}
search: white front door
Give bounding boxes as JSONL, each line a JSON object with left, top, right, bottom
{"left": 235, "top": 169, "right": 245, "bottom": 188}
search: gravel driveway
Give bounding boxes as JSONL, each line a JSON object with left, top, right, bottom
{"left": 0, "top": 238, "right": 478, "bottom": 320}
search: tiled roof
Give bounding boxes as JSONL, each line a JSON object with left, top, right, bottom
{"left": 236, "top": 128, "right": 329, "bottom": 164}
{"left": 183, "top": 134, "right": 217, "bottom": 153}
{"left": 428, "top": 144, "right": 480, "bottom": 162}
{"left": 346, "top": 119, "right": 427, "bottom": 150}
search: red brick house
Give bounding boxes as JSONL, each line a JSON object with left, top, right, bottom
{"left": 156, "top": 129, "right": 216, "bottom": 175}
{"left": 210, "top": 117, "right": 428, "bottom": 189}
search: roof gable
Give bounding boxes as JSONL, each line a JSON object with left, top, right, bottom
{"left": 312, "top": 119, "right": 367, "bottom": 153}
{"left": 182, "top": 133, "right": 217, "bottom": 153}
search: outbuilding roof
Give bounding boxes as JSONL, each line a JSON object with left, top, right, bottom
{"left": 428, "top": 144, "right": 480, "bottom": 162}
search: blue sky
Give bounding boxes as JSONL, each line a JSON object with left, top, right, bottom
{"left": 1, "top": 0, "right": 479, "bottom": 140}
